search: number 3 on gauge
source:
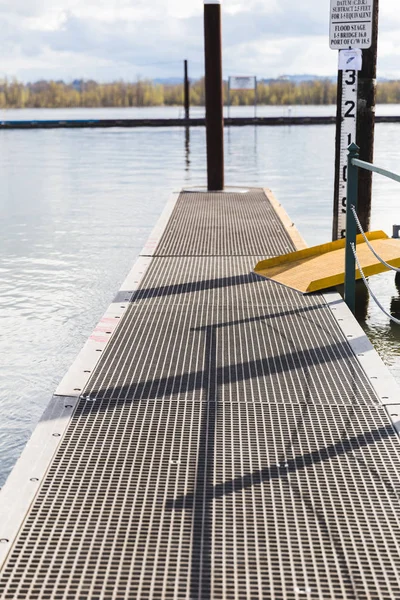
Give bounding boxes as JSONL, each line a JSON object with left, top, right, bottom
{"left": 344, "top": 70, "right": 356, "bottom": 86}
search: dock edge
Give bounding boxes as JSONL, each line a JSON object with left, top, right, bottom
{"left": 0, "top": 192, "right": 180, "bottom": 568}
{"left": 265, "top": 188, "right": 400, "bottom": 432}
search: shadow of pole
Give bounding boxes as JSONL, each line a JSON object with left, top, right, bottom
{"left": 190, "top": 324, "right": 217, "bottom": 600}
{"left": 168, "top": 422, "right": 397, "bottom": 509}
{"left": 185, "top": 126, "right": 191, "bottom": 173}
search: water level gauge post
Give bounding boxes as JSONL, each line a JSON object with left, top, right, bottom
{"left": 330, "top": 0, "right": 374, "bottom": 241}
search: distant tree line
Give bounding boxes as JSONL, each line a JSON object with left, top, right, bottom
{"left": 0, "top": 78, "right": 399, "bottom": 108}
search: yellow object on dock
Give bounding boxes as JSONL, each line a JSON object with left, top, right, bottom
{"left": 254, "top": 230, "right": 400, "bottom": 293}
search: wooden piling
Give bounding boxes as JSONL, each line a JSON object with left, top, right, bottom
{"left": 184, "top": 60, "right": 190, "bottom": 120}
{"left": 204, "top": 0, "right": 224, "bottom": 191}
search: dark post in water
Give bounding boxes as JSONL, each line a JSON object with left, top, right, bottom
{"left": 204, "top": 0, "right": 224, "bottom": 191}
{"left": 344, "top": 143, "right": 360, "bottom": 315}
{"left": 357, "top": 0, "right": 379, "bottom": 232}
{"left": 184, "top": 60, "right": 190, "bottom": 120}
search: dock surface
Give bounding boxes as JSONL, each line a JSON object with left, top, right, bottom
{"left": 1, "top": 188, "right": 400, "bottom": 598}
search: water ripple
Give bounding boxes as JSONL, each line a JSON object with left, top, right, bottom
{"left": 1, "top": 110, "right": 400, "bottom": 486}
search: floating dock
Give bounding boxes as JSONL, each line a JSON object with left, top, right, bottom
{"left": 0, "top": 117, "right": 335, "bottom": 129}
{"left": 1, "top": 188, "right": 400, "bottom": 598}
{"left": 0, "top": 115, "right": 398, "bottom": 130}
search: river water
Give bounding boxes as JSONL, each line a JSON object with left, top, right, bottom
{"left": 1, "top": 105, "right": 400, "bottom": 486}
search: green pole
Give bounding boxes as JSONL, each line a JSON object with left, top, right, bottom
{"left": 344, "top": 143, "right": 360, "bottom": 314}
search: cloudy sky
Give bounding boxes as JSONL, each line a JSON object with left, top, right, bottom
{"left": 0, "top": 0, "right": 399, "bottom": 82}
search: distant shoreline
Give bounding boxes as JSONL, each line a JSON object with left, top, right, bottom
{"left": 1, "top": 77, "right": 400, "bottom": 109}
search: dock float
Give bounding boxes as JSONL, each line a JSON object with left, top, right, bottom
{"left": 254, "top": 230, "right": 400, "bottom": 293}
{"left": 1, "top": 187, "right": 400, "bottom": 598}
{"left": 0, "top": 117, "right": 335, "bottom": 129}
{"left": 0, "top": 116, "right": 398, "bottom": 130}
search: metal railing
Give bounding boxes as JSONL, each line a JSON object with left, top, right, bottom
{"left": 344, "top": 143, "right": 400, "bottom": 317}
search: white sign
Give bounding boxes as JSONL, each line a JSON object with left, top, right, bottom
{"left": 330, "top": 0, "right": 373, "bottom": 50}
{"left": 229, "top": 76, "right": 256, "bottom": 91}
{"left": 338, "top": 48, "right": 362, "bottom": 71}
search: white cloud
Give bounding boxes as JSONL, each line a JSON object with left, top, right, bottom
{"left": 0, "top": 0, "right": 398, "bottom": 81}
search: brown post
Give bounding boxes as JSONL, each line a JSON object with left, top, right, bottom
{"left": 356, "top": 0, "right": 379, "bottom": 232}
{"left": 204, "top": 0, "right": 224, "bottom": 191}
{"left": 184, "top": 60, "right": 190, "bottom": 120}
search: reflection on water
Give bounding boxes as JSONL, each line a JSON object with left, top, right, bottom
{"left": 1, "top": 108, "right": 400, "bottom": 486}
{"left": 391, "top": 272, "right": 400, "bottom": 319}
{"left": 185, "top": 126, "right": 190, "bottom": 171}
{"left": 339, "top": 269, "right": 400, "bottom": 384}
{"left": 360, "top": 272, "right": 400, "bottom": 384}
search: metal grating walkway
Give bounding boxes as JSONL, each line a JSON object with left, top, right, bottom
{"left": 154, "top": 190, "right": 295, "bottom": 256}
{"left": 2, "top": 189, "right": 400, "bottom": 599}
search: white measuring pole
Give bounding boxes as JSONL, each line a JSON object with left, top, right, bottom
{"left": 228, "top": 76, "right": 231, "bottom": 119}
{"left": 330, "top": 0, "right": 373, "bottom": 239}
{"left": 254, "top": 77, "right": 257, "bottom": 119}
{"left": 336, "top": 68, "right": 358, "bottom": 239}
